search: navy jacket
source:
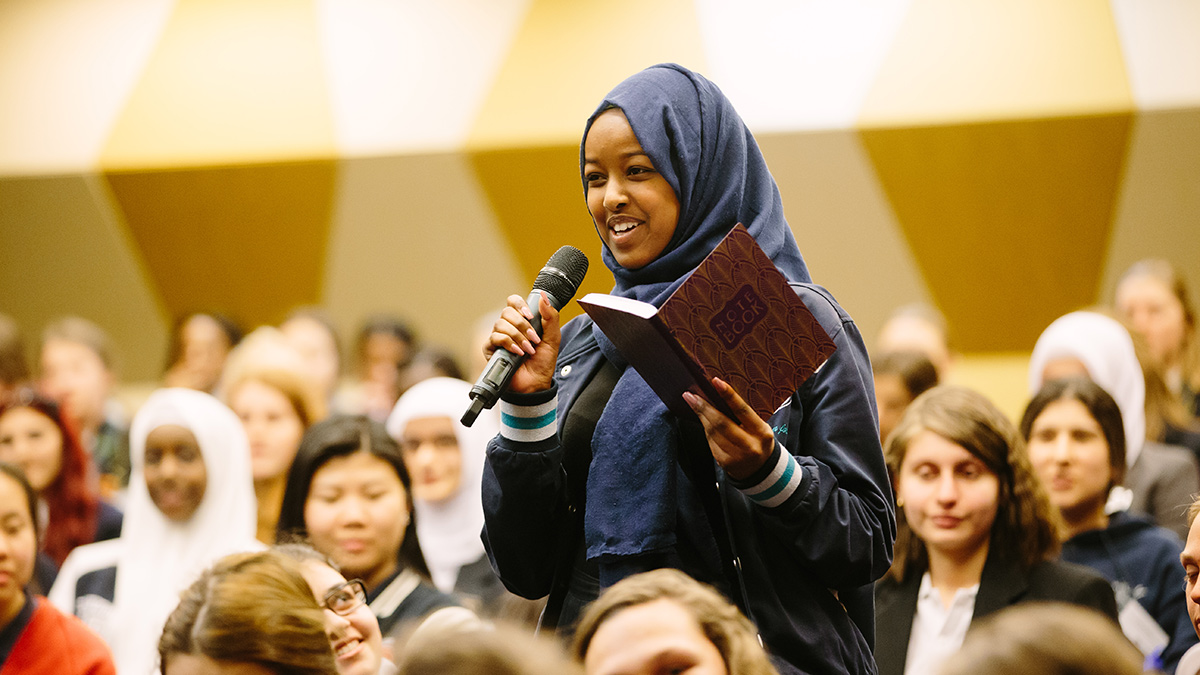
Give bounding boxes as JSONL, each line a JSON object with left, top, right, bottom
{"left": 482, "top": 284, "right": 895, "bottom": 675}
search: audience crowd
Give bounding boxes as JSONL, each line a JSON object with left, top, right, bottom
{"left": 2, "top": 63, "right": 1200, "bottom": 675}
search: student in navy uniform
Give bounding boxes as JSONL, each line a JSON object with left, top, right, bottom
{"left": 481, "top": 63, "right": 894, "bottom": 675}
{"left": 874, "top": 385, "right": 1118, "bottom": 675}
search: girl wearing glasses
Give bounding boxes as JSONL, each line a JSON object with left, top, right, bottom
{"left": 48, "top": 388, "right": 260, "bottom": 675}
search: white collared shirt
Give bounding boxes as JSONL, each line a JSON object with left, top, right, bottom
{"left": 904, "top": 572, "right": 979, "bottom": 675}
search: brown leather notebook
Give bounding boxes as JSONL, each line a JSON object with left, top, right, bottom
{"left": 578, "top": 223, "right": 836, "bottom": 422}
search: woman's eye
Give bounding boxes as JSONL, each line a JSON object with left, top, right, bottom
{"left": 585, "top": 172, "right": 605, "bottom": 185}
{"left": 628, "top": 166, "right": 654, "bottom": 177}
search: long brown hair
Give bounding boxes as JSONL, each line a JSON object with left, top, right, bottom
{"left": 1117, "top": 259, "right": 1200, "bottom": 394}
{"left": 884, "top": 386, "right": 1061, "bottom": 583}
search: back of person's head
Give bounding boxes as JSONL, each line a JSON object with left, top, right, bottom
{"left": 872, "top": 350, "right": 940, "bottom": 444}
{"left": 1020, "top": 377, "right": 1128, "bottom": 489}
{"left": 158, "top": 550, "right": 337, "bottom": 675}
{"left": 937, "top": 602, "right": 1141, "bottom": 675}
{"left": 0, "top": 314, "right": 30, "bottom": 392}
{"left": 885, "top": 385, "right": 1061, "bottom": 582}
{"left": 397, "top": 347, "right": 465, "bottom": 396}
{"left": 571, "top": 568, "right": 778, "bottom": 675}
{"left": 400, "top": 623, "right": 580, "bottom": 675}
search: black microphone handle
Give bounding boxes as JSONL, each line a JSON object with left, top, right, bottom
{"left": 461, "top": 289, "right": 558, "bottom": 426}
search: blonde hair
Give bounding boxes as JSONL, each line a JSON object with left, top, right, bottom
{"left": 222, "top": 327, "right": 327, "bottom": 425}
{"left": 885, "top": 386, "right": 1062, "bottom": 583}
{"left": 159, "top": 551, "right": 336, "bottom": 675}
{"left": 571, "top": 569, "right": 778, "bottom": 675}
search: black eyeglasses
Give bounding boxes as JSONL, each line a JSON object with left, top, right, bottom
{"left": 320, "top": 579, "right": 367, "bottom": 616}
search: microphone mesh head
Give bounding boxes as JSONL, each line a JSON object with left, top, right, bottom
{"left": 534, "top": 246, "right": 589, "bottom": 309}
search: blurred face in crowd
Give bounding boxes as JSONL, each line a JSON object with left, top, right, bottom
{"left": 584, "top": 598, "right": 728, "bottom": 675}
{"left": 583, "top": 108, "right": 680, "bottom": 271}
{"left": 1026, "top": 397, "right": 1112, "bottom": 527}
{"left": 363, "top": 332, "right": 408, "bottom": 385}
{"left": 1180, "top": 511, "right": 1200, "bottom": 640}
{"left": 398, "top": 416, "right": 462, "bottom": 503}
{"left": 172, "top": 315, "right": 232, "bottom": 393}
{"left": 1116, "top": 274, "right": 1188, "bottom": 369}
{"left": 874, "top": 373, "right": 911, "bottom": 446}
{"left": 299, "top": 559, "right": 383, "bottom": 675}
{"left": 39, "top": 338, "right": 112, "bottom": 430}
{"left": 895, "top": 430, "right": 999, "bottom": 563}
{"left": 0, "top": 472, "right": 35, "bottom": 629}
{"left": 281, "top": 317, "right": 339, "bottom": 400}
{"left": 0, "top": 407, "right": 63, "bottom": 492}
{"left": 144, "top": 424, "right": 208, "bottom": 522}
{"left": 304, "top": 452, "right": 408, "bottom": 590}
{"left": 230, "top": 380, "right": 305, "bottom": 484}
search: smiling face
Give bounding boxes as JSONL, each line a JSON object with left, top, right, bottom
{"left": 584, "top": 598, "right": 727, "bottom": 675}
{"left": 399, "top": 415, "right": 462, "bottom": 503}
{"left": 144, "top": 424, "right": 208, "bottom": 522}
{"left": 303, "top": 452, "right": 409, "bottom": 590}
{"left": 0, "top": 472, "right": 35, "bottom": 628}
{"left": 0, "top": 407, "right": 64, "bottom": 492}
{"left": 895, "top": 430, "right": 999, "bottom": 563}
{"left": 298, "top": 559, "right": 383, "bottom": 675}
{"left": 1026, "top": 397, "right": 1113, "bottom": 528}
{"left": 584, "top": 108, "right": 680, "bottom": 271}
{"left": 230, "top": 379, "right": 305, "bottom": 483}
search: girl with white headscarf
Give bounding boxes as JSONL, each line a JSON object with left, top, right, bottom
{"left": 386, "top": 377, "right": 509, "bottom": 614}
{"left": 1028, "top": 311, "right": 1199, "bottom": 539}
{"left": 49, "top": 388, "right": 261, "bottom": 675}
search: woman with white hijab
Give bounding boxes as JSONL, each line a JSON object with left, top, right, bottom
{"left": 49, "top": 388, "right": 260, "bottom": 675}
{"left": 1028, "top": 310, "right": 1199, "bottom": 539}
{"left": 385, "top": 377, "right": 508, "bottom": 614}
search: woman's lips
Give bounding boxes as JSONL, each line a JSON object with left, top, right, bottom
{"left": 930, "top": 515, "right": 963, "bottom": 528}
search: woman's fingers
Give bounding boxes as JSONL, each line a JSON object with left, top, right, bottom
{"left": 684, "top": 378, "right": 775, "bottom": 480}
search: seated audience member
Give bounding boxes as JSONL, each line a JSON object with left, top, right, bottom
{"left": 0, "top": 314, "right": 30, "bottom": 402}
{"left": 1177, "top": 495, "right": 1200, "bottom": 675}
{"left": 38, "top": 317, "right": 130, "bottom": 495}
{"left": 0, "top": 390, "right": 122, "bottom": 592}
{"left": 395, "top": 347, "right": 464, "bottom": 397}
{"left": 872, "top": 350, "right": 939, "bottom": 445}
{"left": 281, "top": 308, "right": 345, "bottom": 411}
{"left": 49, "top": 388, "right": 260, "bottom": 675}
{"left": 349, "top": 315, "right": 417, "bottom": 423}
{"left": 874, "top": 385, "right": 1118, "bottom": 675}
{"left": 0, "top": 462, "right": 114, "bottom": 674}
{"left": 162, "top": 312, "right": 242, "bottom": 394}
{"left": 223, "top": 332, "right": 327, "bottom": 544}
{"left": 158, "top": 551, "right": 336, "bottom": 675}
{"left": 1136, "top": 331, "right": 1200, "bottom": 464}
{"left": 399, "top": 623, "right": 580, "bottom": 675}
{"left": 571, "top": 568, "right": 779, "bottom": 675}
{"left": 387, "top": 378, "right": 510, "bottom": 615}
{"left": 1115, "top": 259, "right": 1200, "bottom": 419}
{"left": 938, "top": 602, "right": 1144, "bottom": 675}
{"left": 876, "top": 303, "right": 955, "bottom": 381}
{"left": 275, "top": 543, "right": 399, "bottom": 675}
{"left": 1022, "top": 376, "right": 1197, "bottom": 672}
{"left": 1029, "top": 310, "right": 1199, "bottom": 539}
{"left": 276, "top": 416, "right": 461, "bottom": 642}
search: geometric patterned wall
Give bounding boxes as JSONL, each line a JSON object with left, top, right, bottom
{"left": 2, "top": 0, "right": 1197, "bottom": 384}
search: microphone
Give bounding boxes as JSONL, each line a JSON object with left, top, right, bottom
{"left": 461, "top": 246, "right": 589, "bottom": 427}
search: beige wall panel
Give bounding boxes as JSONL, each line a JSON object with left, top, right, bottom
{"left": 1100, "top": 109, "right": 1200, "bottom": 300}
{"left": 320, "top": 154, "right": 526, "bottom": 370}
{"left": 469, "top": 0, "right": 706, "bottom": 149}
{"left": 100, "top": 0, "right": 336, "bottom": 170}
{"left": 0, "top": 0, "right": 175, "bottom": 174}
{"left": 756, "top": 130, "right": 934, "bottom": 343}
{"left": 860, "top": 0, "right": 1132, "bottom": 127}
{"left": 695, "top": 0, "right": 912, "bottom": 131}
{"left": 1111, "top": 0, "right": 1200, "bottom": 109}
{"left": 315, "top": 0, "right": 532, "bottom": 155}
{"left": 0, "top": 174, "right": 168, "bottom": 380}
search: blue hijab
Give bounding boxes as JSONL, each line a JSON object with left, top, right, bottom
{"left": 579, "top": 64, "right": 810, "bottom": 581}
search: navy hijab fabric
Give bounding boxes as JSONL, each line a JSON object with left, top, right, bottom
{"left": 580, "top": 63, "right": 810, "bottom": 580}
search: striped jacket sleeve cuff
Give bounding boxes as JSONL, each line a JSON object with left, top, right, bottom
{"left": 499, "top": 391, "right": 558, "bottom": 443}
{"left": 733, "top": 443, "right": 804, "bottom": 508}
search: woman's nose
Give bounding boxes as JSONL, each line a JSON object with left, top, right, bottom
{"left": 603, "top": 180, "right": 628, "bottom": 212}
{"left": 936, "top": 474, "right": 958, "bottom": 503}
